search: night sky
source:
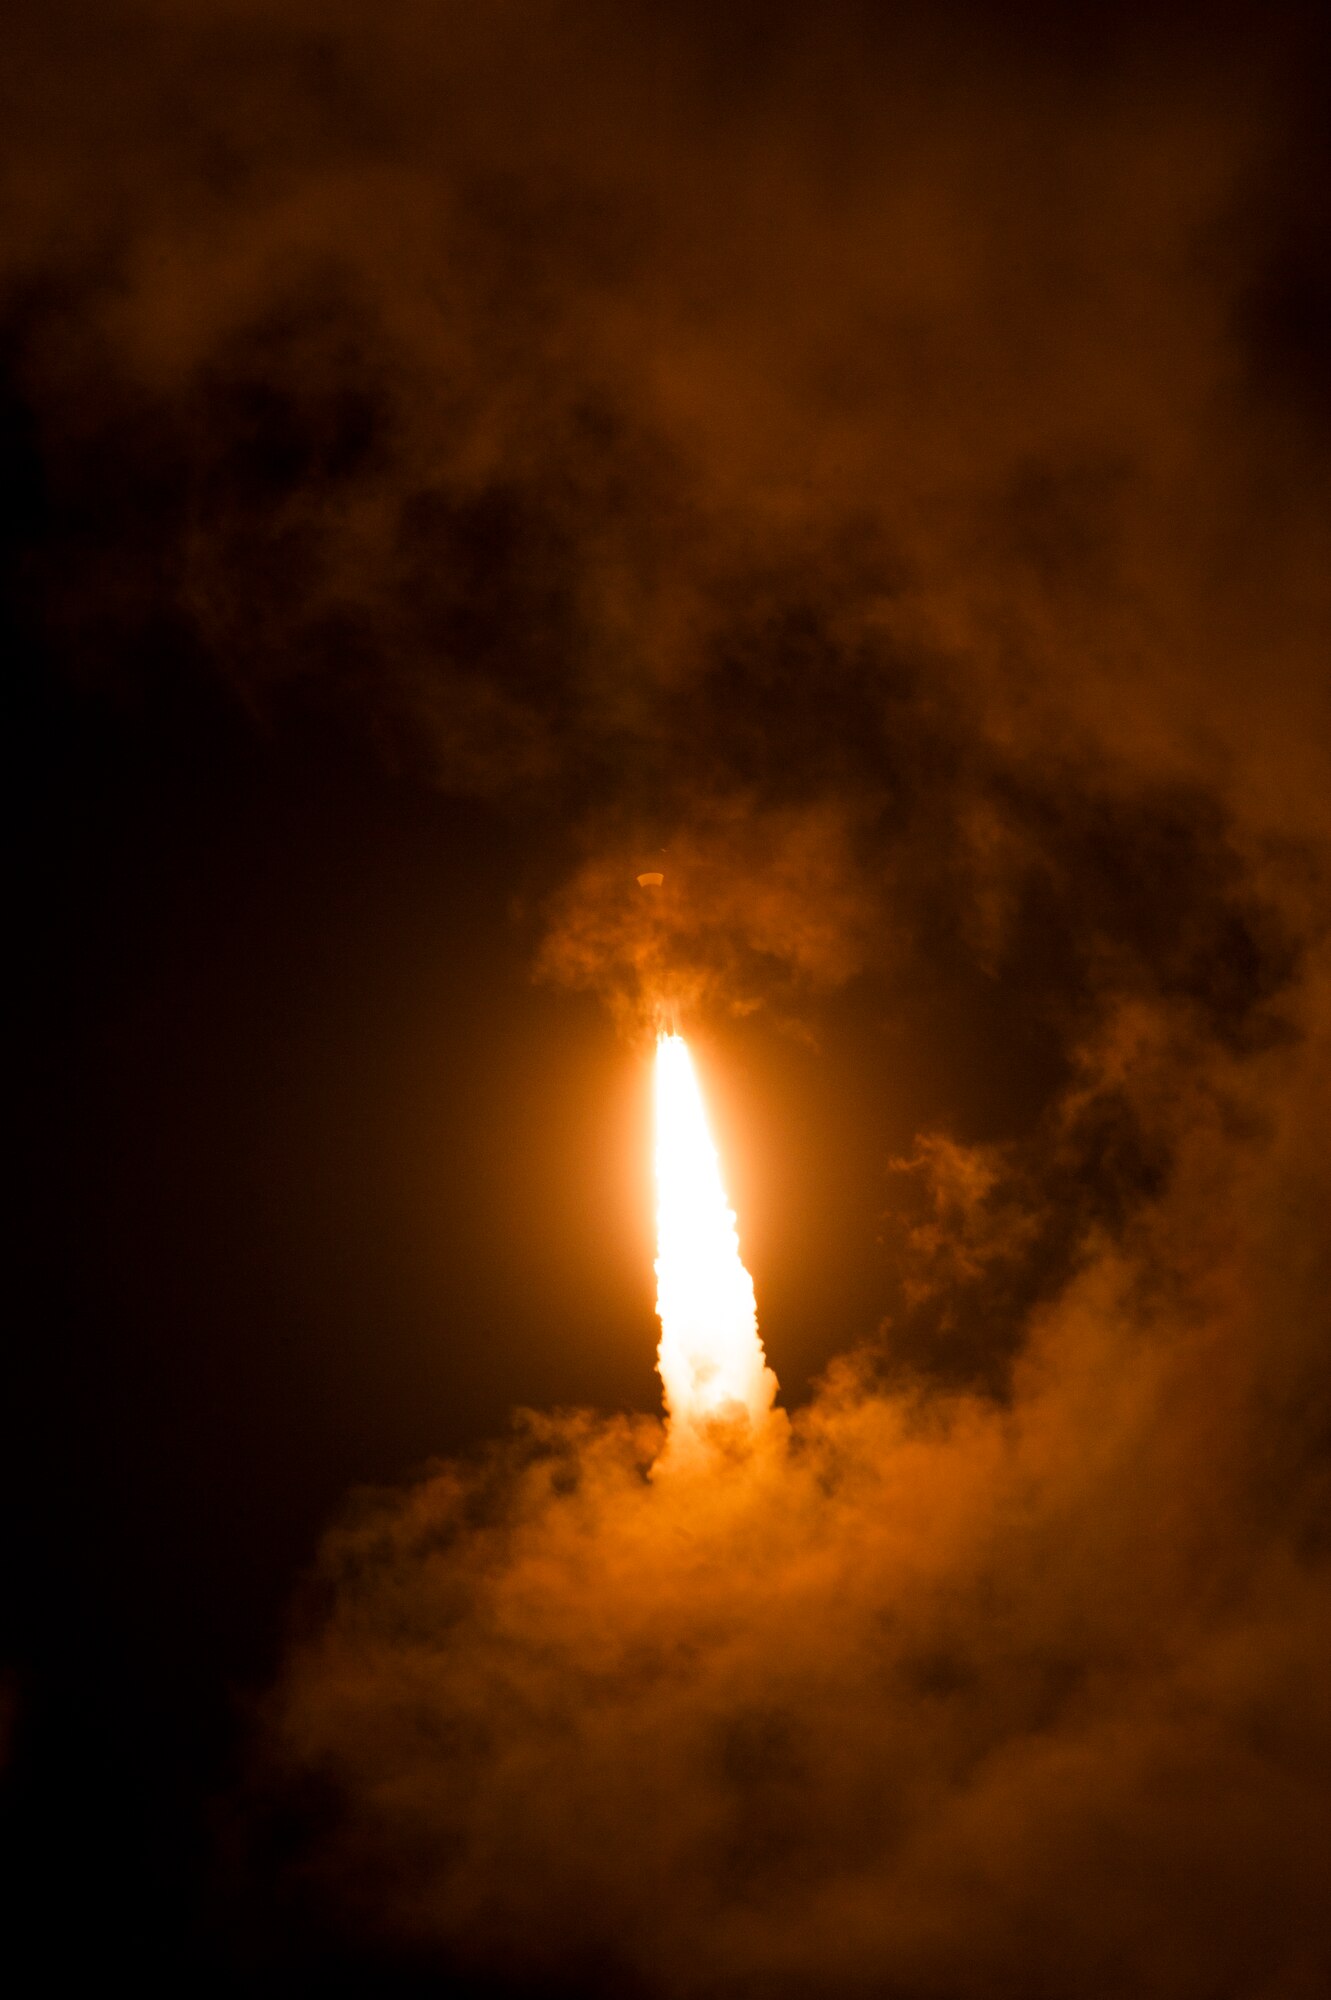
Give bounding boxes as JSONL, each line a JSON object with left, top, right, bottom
{"left": 5, "top": 5, "right": 1331, "bottom": 1995}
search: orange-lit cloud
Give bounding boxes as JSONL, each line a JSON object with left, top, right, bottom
{"left": 7, "top": 4, "right": 1330, "bottom": 1990}
{"left": 266, "top": 970, "right": 1331, "bottom": 1996}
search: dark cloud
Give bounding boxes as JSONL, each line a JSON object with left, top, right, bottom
{"left": 6, "top": 5, "right": 1328, "bottom": 833}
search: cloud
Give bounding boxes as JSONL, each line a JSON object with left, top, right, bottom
{"left": 6, "top": 7, "right": 1330, "bottom": 1987}
{"left": 6, "top": 6, "right": 1326, "bottom": 1081}
{"left": 263, "top": 965, "right": 1331, "bottom": 1996}
{"left": 6, "top": 5, "right": 1328, "bottom": 825}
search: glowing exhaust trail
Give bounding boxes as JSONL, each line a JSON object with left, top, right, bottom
{"left": 654, "top": 1032, "right": 778, "bottom": 1451}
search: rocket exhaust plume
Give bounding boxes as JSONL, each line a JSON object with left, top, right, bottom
{"left": 653, "top": 1032, "right": 778, "bottom": 1457}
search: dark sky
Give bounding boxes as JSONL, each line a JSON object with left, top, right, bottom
{"left": 4, "top": 4, "right": 1330, "bottom": 1995}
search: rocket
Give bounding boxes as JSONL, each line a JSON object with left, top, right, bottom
{"left": 635, "top": 870, "right": 677, "bottom": 1033}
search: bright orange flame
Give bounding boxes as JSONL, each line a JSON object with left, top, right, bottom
{"left": 654, "top": 1033, "right": 778, "bottom": 1452}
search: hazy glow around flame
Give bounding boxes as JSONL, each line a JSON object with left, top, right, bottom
{"left": 654, "top": 1032, "right": 778, "bottom": 1446}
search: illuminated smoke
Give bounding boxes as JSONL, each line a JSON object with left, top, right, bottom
{"left": 263, "top": 982, "right": 1331, "bottom": 1998}
{"left": 653, "top": 1032, "right": 778, "bottom": 1458}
